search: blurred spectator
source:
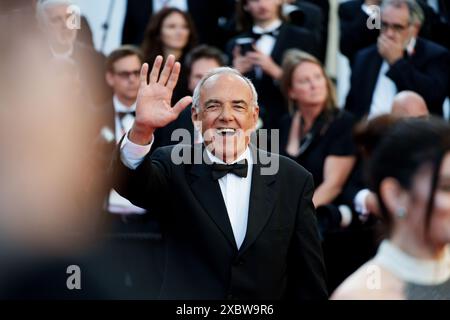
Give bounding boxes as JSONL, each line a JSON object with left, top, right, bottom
{"left": 227, "top": 0, "right": 318, "bottom": 130}
{"left": 0, "top": 0, "right": 103, "bottom": 255}
{"left": 279, "top": 49, "right": 360, "bottom": 293}
{"left": 283, "top": 0, "right": 328, "bottom": 62}
{"left": 102, "top": 45, "right": 147, "bottom": 216}
{"left": 141, "top": 7, "right": 197, "bottom": 103}
{"left": 332, "top": 116, "right": 450, "bottom": 299}
{"left": 280, "top": 49, "right": 356, "bottom": 208}
{"left": 35, "top": 0, "right": 111, "bottom": 106}
{"left": 122, "top": 0, "right": 235, "bottom": 50}
{"left": 391, "top": 90, "right": 429, "bottom": 117}
{"left": 339, "top": 0, "right": 447, "bottom": 66}
{"left": 344, "top": 0, "right": 450, "bottom": 119}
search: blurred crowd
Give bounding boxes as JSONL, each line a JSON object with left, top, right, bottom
{"left": 0, "top": 0, "right": 449, "bottom": 299}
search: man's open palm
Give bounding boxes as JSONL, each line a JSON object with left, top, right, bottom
{"left": 135, "top": 55, "right": 192, "bottom": 130}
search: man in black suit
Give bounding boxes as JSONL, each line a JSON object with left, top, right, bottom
{"left": 121, "top": 0, "right": 235, "bottom": 50}
{"left": 339, "top": 0, "right": 448, "bottom": 66}
{"left": 112, "top": 54, "right": 328, "bottom": 299}
{"left": 283, "top": 0, "right": 326, "bottom": 61}
{"left": 344, "top": 0, "right": 450, "bottom": 119}
{"left": 227, "top": 0, "right": 318, "bottom": 130}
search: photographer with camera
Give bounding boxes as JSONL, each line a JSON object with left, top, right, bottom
{"left": 227, "top": 0, "right": 318, "bottom": 130}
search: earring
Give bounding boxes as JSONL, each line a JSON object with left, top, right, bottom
{"left": 395, "top": 207, "right": 407, "bottom": 219}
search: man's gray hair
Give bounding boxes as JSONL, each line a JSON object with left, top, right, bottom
{"left": 36, "top": 0, "right": 74, "bottom": 24}
{"left": 191, "top": 67, "right": 258, "bottom": 111}
{"left": 381, "top": 0, "right": 425, "bottom": 26}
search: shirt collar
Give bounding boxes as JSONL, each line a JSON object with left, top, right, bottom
{"left": 406, "top": 37, "right": 416, "bottom": 56}
{"left": 252, "top": 19, "right": 282, "bottom": 35}
{"left": 113, "top": 95, "right": 136, "bottom": 113}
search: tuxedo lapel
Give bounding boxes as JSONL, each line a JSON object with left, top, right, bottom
{"left": 239, "top": 146, "right": 277, "bottom": 254}
{"left": 364, "top": 52, "right": 384, "bottom": 115}
{"left": 188, "top": 150, "right": 237, "bottom": 250}
{"left": 270, "top": 24, "right": 287, "bottom": 64}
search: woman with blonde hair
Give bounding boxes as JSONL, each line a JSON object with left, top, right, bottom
{"left": 280, "top": 49, "right": 356, "bottom": 209}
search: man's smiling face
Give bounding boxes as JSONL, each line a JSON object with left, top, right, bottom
{"left": 192, "top": 73, "right": 259, "bottom": 162}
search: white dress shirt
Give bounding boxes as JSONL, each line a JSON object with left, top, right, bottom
{"left": 120, "top": 133, "right": 253, "bottom": 249}
{"left": 369, "top": 38, "right": 417, "bottom": 119}
{"left": 252, "top": 19, "right": 282, "bottom": 79}
{"left": 368, "top": 61, "right": 397, "bottom": 118}
{"left": 108, "top": 96, "right": 146, "bottom": 214}
{"left": 152, "top": 0, "right": 188, "bottom": 13}
{"left": 113, "top": 95, "right": 137, "bottom": 142}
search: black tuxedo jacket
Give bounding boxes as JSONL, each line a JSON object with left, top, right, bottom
{"left": 112, "top": 143, "right": 328, "bottom": 300}
{"left": 226, "top": 23, "right": 318, "bottom": 129}
{"left": 344, "top": 38, "right": 450, "bottom": 119}
{"left": 121, "top": 0, "right": 235, "bottom": 49}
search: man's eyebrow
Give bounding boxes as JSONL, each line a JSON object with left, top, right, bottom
{"left": 204, "top": 99, "right": 222, "bottom": 105}
{"left": 232, "top": 100, "right": 248, "bottom": 105}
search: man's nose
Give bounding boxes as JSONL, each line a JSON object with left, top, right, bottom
{"left": 219, "top": 106, "right": 234, "bottom": 121}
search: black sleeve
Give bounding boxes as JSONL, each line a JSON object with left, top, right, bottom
{"left": 327, "top": 113, "right": 356, "bottom": 157}
{"left": 386, "top": 50, "right": 450, "bottom": 116}
{"left": 286, "top": 172, "right": 328, "bottom": 300}
{"left": 338, "top": 1, "right": 379, "bottom": 64}
{"left": 111, "top": 144, "right": 172, "bottom": 211}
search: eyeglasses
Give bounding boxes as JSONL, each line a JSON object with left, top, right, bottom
{"left": 380, "top": 21, "right": 409, "bottom": 33}
{"left": 113, "top": 70, "right": 140, "bottom": 80}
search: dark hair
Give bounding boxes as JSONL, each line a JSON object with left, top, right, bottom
{"left": 236, "top": 0, "right": 284, "bottom": 32}
{"left": 354, "top": 115, "right": 450, "bottom": 235}
{"left": 141, "top": 7, "right": 197, "bottom": 65}
{"left": 184, "top": 45, "right": 228, "bottom": 76}
{"left": 105, "top": 45, "right": 143, "bottom": 72}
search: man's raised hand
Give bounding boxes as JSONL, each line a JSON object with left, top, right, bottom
{"left": 129, "top": 55, "right": 192, "bottom": 145}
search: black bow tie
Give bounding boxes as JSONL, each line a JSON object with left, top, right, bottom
{"left": 211, "top": 159, "right": 248, "bottom": 180}
{"left": 251, "top": 28, "right": 280, "bottom": 41}
{"left": 117, "top": 111, "right": 136, "bottom": 120}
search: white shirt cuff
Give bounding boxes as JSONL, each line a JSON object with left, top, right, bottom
{"left": 354, "top": 188, "right": 371, "bottom": 217}
{"left": 120, "top": 131, "right": 153, "bottom": 169}
{"left": 361, "top": 4, "right": 376, "bottom": 16}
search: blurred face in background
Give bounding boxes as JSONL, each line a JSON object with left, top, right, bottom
{"left": 106, "top": 54, "right": 142, "bottom": 104}
{"left": 380, "top": 4, "right": 418, "bottom": 49}
{"left": 288, "top": 61, "right": 328, "bottom": 109}
{"left": 244, "top": 0, "right": 282, "bottom": 24}
{"left": 188, "top": 58, "right": 221, "bottom": 93}
{"left": 41, "top": 3, "right": 77, "bottom": 48}
{"left": 160, "top": 12, "right": 190, "bottom": 52}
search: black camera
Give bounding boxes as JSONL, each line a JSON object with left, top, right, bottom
{"left": 235, "top": 37, "right": 254, "bottom": 55}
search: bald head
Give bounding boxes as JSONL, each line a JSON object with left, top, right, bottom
{"left": 391, "top": 91, "right": 428, "bottom": 118}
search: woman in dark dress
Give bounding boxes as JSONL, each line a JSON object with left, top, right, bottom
{"left": 280, "top": 49, "right": 356, "bottom": 209}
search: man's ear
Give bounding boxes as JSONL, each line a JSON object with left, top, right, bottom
{"left": 253, "top": 104, "right": 260, "bottom": 124}
{"left": 105, "top": 72, "right": 114, "bottom": 87}
{"left": 191, "top": 106, "right": 200, "bottom": 128}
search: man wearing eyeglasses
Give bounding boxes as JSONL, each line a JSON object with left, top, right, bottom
{"left": 344, "top": 0, "right": 450, "bottom": 119}
{"left": 101, "top": 45, "right": 149, "bottom": 218}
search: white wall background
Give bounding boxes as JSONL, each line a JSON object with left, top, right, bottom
{"left": 72, "top": 0, "right": 127, "bottom": 55}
